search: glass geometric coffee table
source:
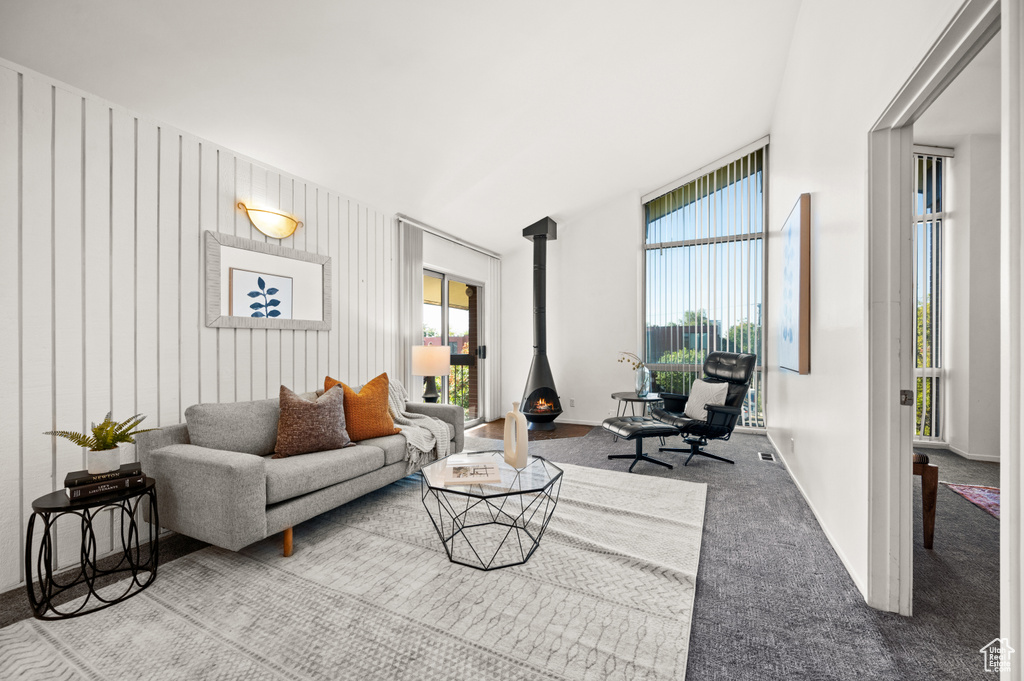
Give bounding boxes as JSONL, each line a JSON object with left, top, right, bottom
{"left": 420, "top": 451, "right": 563, "bottom": 571}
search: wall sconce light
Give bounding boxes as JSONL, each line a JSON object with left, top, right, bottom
{"left": 237, "top": 202, "right": 302, "bottom": 239}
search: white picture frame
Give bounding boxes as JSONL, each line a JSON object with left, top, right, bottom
{"left": 205, "top": 231, "right": 331, "bottom": 330}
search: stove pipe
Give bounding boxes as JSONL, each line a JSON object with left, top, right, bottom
{"left": 521, "top": 217, "right": 562, "bottom": 430}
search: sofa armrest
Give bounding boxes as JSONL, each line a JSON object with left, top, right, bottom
{"left": 146, "top": 444, "right": 267, "bottom": 551}
{"left": 405, "top": 402, "right": 464, "bottom": 453}
{"left": 135, "top": 424, "right": 190, "bottom": 470}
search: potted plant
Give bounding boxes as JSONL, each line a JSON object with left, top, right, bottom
{"left": 44, "top": 413, "right": 156, "bottom": 474}
{"left": 618, "top": 351, "right": 651, "bottom": 397}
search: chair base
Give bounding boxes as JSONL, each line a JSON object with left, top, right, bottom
{"left": 608, "top": 437, "right": 674, "bottom": 473}
{"left": 659, "top": 440, "right": 735, "bottom": 466}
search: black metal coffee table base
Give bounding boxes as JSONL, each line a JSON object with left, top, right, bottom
{"left": 25, "top": 479, "right": 159, "bottom": 620}
{"left": 421, "top": 453, "right": 563, "bottom": 571}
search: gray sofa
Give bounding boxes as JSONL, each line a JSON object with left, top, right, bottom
{"left": 136, "top": 396, "right": 463, "bottom": 555}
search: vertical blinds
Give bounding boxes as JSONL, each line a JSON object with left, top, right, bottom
{"left": 913, "top": 154, "right": 945, "bottom": 440}
{"left": 643, "top": 147, "right": 766, "bottom": 427}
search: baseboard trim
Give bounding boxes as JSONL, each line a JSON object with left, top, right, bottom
{"left": 765, "top": 431, "right": 868, "bottom": 599}
{"left": 913, "top": 440, "right": 1001, "bottom": 462}
{"left": 554, "top": 418, "right": 602, "bottom": 427}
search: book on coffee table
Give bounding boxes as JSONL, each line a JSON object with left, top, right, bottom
{"left": 443, "top": 460, "right": 502, "bottom": 486}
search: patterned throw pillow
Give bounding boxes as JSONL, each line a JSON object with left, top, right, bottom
{"left": 683, "top": 379, "right": 730, "bottom": 421}
{"left": 272, "top": 385, "right": 351, "bottom": 458}
{"left": 324, "top": 372, "right": 400, "bottom": 442}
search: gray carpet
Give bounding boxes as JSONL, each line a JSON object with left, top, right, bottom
{"left": 0, "top": 435, "right": 999, "bottom": 680}
{"left": 0, "top": 533, "right": 209, "bottom": 630}
{"left": 0, "top": 463, "right": 707, "bottom": 680}
{"left": 462, "top": 430, "right": 1000, "bottom": 680}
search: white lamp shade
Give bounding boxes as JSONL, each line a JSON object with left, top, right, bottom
{"left": 411, "top": 345, "right": 451, "bottom": 376}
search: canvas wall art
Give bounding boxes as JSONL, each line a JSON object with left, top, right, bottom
{"left": 229, "top": 268, "right": 294, "bottom": 319}
{"left": 779, "top": 193, "right": 810, "bottom": 374}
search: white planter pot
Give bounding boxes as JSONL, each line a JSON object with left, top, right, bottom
{"left": 87, "top": 449, "right": 121, "bottom": 474}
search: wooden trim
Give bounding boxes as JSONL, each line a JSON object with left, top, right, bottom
{"left": 865, "top": 0, "right": 999, "bottom": 616}
{"left": 871, "top": 0, "right": 999, "bottom": 131}
{"left": 641, "top": 135, "right": 770, "bottom": 203}
{"left": 912, "top": 143, "right": 956, "bottom": 157}
{"left": 1002, "top": 2, "right": 1023, "bottom": 667}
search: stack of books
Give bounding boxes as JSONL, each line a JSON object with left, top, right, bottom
{"left": 64, "top": 463, "right": 146, "bottom": 500}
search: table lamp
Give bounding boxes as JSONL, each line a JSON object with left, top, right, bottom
{"left": 412, "top": 345, "right": 451, "bottom": 403}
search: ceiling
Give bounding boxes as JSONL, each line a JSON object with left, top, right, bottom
{"left": 0, "top": 0, "right": 802, "bottom": 253}
{"left": 914, "top": 31, "right": 1000, "bottom": 145}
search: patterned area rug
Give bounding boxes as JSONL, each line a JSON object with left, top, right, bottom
{"left": 942, "top": 482, "right": 1000, "bottom": 519}
{"left": 0, "top": 463, "right": 706, "bottom": 680}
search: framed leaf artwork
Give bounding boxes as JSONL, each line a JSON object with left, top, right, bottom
{"left": 779, "top": 193, "right": 810, "bottom": 374}
{"left": 228, "top": 268, "right": 294, "bottom": 320}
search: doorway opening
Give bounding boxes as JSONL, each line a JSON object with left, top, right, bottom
{"left": 422, "top": 270, "right": 484, "bottom": 426}
{"left": 866, "top": 0, "right": 999, "bottom": 615}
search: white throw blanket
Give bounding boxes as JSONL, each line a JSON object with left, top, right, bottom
{"left": 387, "top": 378, "right": 451, "bottom": 471}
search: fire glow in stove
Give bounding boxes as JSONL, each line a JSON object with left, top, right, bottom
{"left": 520, "top": 217, "right": 562, "bottom": 431}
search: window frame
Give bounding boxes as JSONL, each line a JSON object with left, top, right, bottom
{"left": 911, "top": 149, "right": 951, "bottom": 443}
{"left": 640, "top": 139, "right": 770, "bottom": 429}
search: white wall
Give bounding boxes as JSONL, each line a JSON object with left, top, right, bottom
{"left": 765, "top": 0, "right": 963, "bottom": 595}
{"left": 0, "top": 61, "right": 398, "bottom": 592}
{"left": 501, "top": 194, "right": 641, "bottom": 425}
{"left": 943, "top": 134, "right": 1001, "bottom": 460}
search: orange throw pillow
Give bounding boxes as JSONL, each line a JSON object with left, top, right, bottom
{"left": 324, "top": 372, "right": 400, "bottom": 442}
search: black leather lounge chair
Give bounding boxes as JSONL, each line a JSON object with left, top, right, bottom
{"left": 652, "top": 351, "right": 756, "bottom": 466}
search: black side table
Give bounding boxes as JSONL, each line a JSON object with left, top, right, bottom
{"left": 611, "top": 391, "right": 663, "bottom": 418}
{"left": 25, "top": 477, "right": 159, "bottom": 619}
{"left": 610, "top": 392, "right": 664, "bottom": 442}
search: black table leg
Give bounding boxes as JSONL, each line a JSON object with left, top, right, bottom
{"left": 25, "top": 487, "right": 159, "bottom": 620}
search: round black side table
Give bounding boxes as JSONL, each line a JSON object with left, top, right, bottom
{"left": 611, "top": 391, "right": 663, "bottom": 417}
{"left": 610, "top": 392, "right": 665, "bottom": 443}
{"left": 25, "top": 477, "right": 159, "bottom": 620}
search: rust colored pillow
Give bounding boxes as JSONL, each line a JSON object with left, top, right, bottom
{"left": 323, "top": 372, "right": 400, "bottom": 442}
{"left": 272, "top": 385, "right": 351, "bottom": 458}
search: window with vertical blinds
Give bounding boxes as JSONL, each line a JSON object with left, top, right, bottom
{"left": 913, "top": 153, "right": 945, "bottom": 441}
{"left": 643, "top": 146, "right": 766, "bottom": 427}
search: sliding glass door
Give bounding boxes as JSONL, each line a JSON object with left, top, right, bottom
{"left": 423, "top": 270, "right": 483, "bottom": 425}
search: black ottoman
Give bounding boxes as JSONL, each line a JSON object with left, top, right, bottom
{"left": 602, "top": 416, "right": 679, "bottom": 472}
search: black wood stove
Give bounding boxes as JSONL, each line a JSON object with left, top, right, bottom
{"left": 520, "top": 217, "right": 562, "bottom": 431}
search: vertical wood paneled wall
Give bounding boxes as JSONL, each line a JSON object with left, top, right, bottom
{"left": 0, "top": 62, "right": 398, "bottom": 591}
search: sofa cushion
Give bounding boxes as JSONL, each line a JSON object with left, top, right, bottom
{"left": 362, "top": 425, "right": 456, "bottom": 468}
{"left": 358, "top": 434, "right": 408, "bottom": 467}
{"left": 272, "top": 385, "right": 351, "bottom": 458}
{"left": 264, "top": 444, "right": 386, "bottom": 504}
{"left": 185, "top": 398, "right": 279, "bottom": 456}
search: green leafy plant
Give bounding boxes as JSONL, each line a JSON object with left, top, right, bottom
{"left": 44, "top": 413, "right": 156, "bottom": 451}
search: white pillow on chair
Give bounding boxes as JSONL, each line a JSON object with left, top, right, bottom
{"left": 683, "top": 379, "right": 730, "bottom": 421}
